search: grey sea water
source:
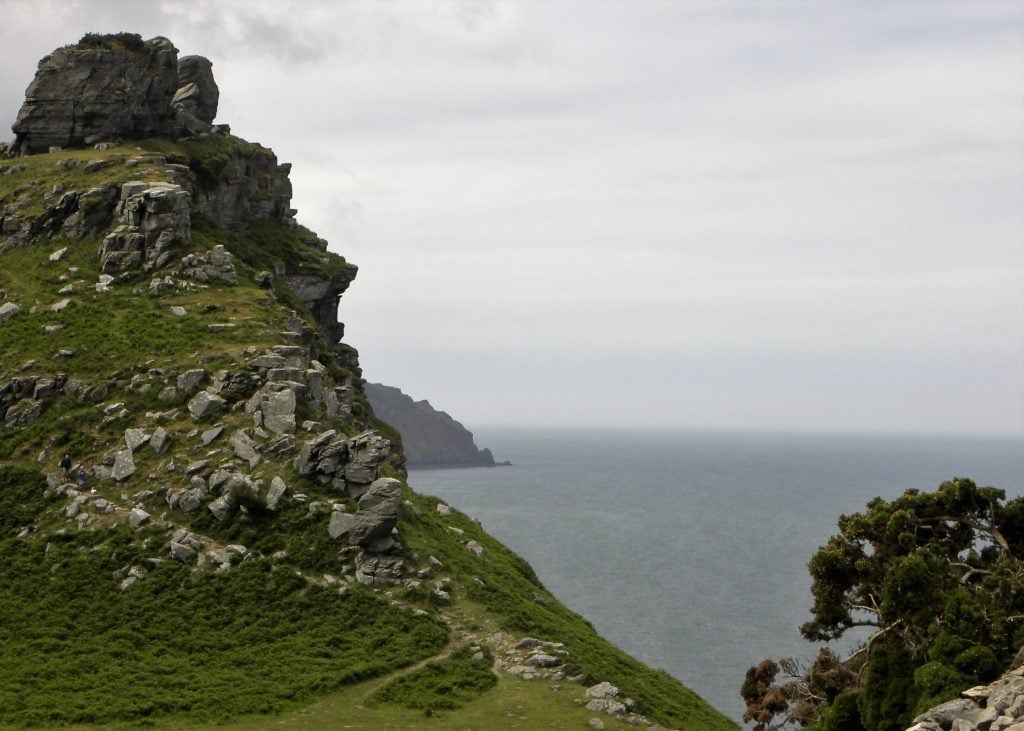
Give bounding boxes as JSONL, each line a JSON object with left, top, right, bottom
{"left": 408, "top": 428, "right": 1024, "bottom": 725}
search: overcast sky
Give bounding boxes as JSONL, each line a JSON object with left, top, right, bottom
{"left": 2, "top": 0, "right": 1022, "bottom": 435}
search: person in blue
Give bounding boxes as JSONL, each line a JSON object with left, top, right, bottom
{"left": 77, "top": 465, "right": 87, "bottom": 490}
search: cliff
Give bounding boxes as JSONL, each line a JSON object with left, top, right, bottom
{"left": 364, "top": 383, "right": 502, "bottom": 469}
{"left": 0, "top": 34, "right": 736, "bottom": 730}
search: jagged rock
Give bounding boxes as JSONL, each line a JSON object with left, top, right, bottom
{"left": 187, "top": 391, "right": 225, "bottom": 420}
{"left": 266, "top": 476, "right": 288, "bottom": 510}
{"left": 344, "top": 431, "right": 390, "bottom": 495}
{"left": 12, "top": 35, "right": 180, "bottom": 154}
{"left": 169, "top": 541, "right": 196, "bottom": 562}
{"left": 180, "top": 245, "right": 237, "bottom": 284}
{"left": 150, "top": 426, "right": 171, "bottom": 455}
{"left": 173, "top": 55, "right": 219, "bottom": 126}
{"left": 328, "top": 510, "right": 356, "bottom": 540}
{"left": 111, "top": 449, "right": 136, "bottom": 482}
{"left": 184, "top": 459, "right": 209, "bottom": 475}
{"left": 119, "top": 565, "right": 147, "bottom": 590}
{"left": 93, "top": 498, "right": 113, "bottom": 514}
{"left": 349, "top": 477, "right": 403, "bottom": 548}
{"left": 177, "top": 369, "right": 208, "bottom": 392}
{"left": 200, "top": 425, "right": 224, "bottom": 445}
{"left": 585, "top": 698, "right": 626, "bottom": 716}
{"left": 587, "top": 682, "right": 620, "bottom": 699}
{"left": 259, "top": 387, "right": 296, "bottom": 434}
{"left": 0, "top": 302, "right": 20, "bottom": 322}
{"left": 230, "top": 429, "right": 261, "bottom": 468}
{"left": 178, "top": 487, "right": 206, "bottom": 513}
{"left": 208, "top": 494, "right": 237, "bottom": 521}
{"left": 100, "top": 182, "right": 191, "bottom": 274}
{"left": 247, "top": 354, "right": 287, "bottom": 369}
{"left": 124, "top": 428, "right": 149, "bottom": 451}
{"left": 354, "top": 553, "right": 405, "bottom": 585}
{"left": 525, "top": 653, "right": 561, "bottom": 667}
{"left": 128, "top": 507, "right": 150, "bottom": 528}
{"left": 466, "top": 540, "right": 484, "bottom": 557}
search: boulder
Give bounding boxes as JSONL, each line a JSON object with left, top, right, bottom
{"left": 173, "top": 55, "right": 219, "bottom": 124}
{"left": 207, "top": 494, "right": 237, "bottom": 521}
{"left": 328, "top": 511, "right": 355, "bottom": 540}
{"left": 150, "top": 426, "right": 172, "bottom": 455}
{"left": 12, "top": 34, "right": 180, "bottom": 154}
{"left": 230, "top": 429, "right": 261, "bottom": 468}
{"left": 111, "top": 449, "right": 136, "bottom": 482}
{"left": 187, "top": 391, "right": 225, "bottom": 421}
{"left": 349, "top": 478, "right": 403, "bottom": 548}
{"left": 177, "top": 368, "right": 208, "bottom": 392}
{"left": 124, "top": 428, "right": 149, "bottom": 452}
{"left": 0, "top": 302, "right": 19, "bottom": 322}
{"left": 128, "top": 507, "right": 150, "bottom": 528}
{"left": 266, "top": 476, "right": 288, "bottom": 510}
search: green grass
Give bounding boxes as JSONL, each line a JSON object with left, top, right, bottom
{"left": 0, "top": 470, "right": 449, "bottom": 726}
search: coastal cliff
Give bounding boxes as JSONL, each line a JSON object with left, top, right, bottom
{"left": 364, "top": 383, "right": 503, "bottom": 469}
{"left": 0, "top": 34, "right": 735, "bottom": 730}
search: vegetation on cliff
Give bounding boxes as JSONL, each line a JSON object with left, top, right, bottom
{"left": 742, "top": 478, "right": 1024, "bottom": 730}
{"left": 0, "top": 33, "right": 736, "bottom": 730}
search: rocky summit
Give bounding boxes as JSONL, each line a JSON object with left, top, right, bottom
{"left": 0, "top": 33, "right": 736, "bottom": 730}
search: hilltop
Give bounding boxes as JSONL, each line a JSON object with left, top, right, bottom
{"left": 0, "top": 34, "right": 736, "bottom": 730}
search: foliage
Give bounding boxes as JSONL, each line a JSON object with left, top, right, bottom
{"left": 0, "top": 525, "right": 448, "bottom": 726}
{"left": 76, "top": 32, "right": 146, "bottom": 52}
{"left": 368, "top": 644, "right": 498, "bottom": 711}
{"left": 741, "top": 478, "right": 1024, "bottom": 730}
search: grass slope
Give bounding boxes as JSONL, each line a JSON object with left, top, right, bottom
{"left": 0, "top": 143, "right": 737, "bottom": 730}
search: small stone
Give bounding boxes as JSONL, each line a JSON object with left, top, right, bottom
{"left": 170, "top": 306, "right": 186, "bottom": 317}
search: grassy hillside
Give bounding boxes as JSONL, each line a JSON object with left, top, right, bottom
{"left": 0, "top": 141, "right": 737, "bottom": 730}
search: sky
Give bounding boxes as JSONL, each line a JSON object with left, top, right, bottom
{"left": 1, "top": 0, "right": 1022, "bottom": 435}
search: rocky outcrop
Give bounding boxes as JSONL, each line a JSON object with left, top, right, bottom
{"left": 99, "top": 181, "right": 191, "bottom": 274}
{"left": 12, "top": 34, "right": 217, "bottom": 154}
{"left": 364, "top": 383, "right": 500, "bottom": 469}
{"left": 907, "top": 664, "right": 1024, "bottom": 731}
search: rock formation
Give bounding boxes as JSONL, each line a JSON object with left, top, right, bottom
{"left": 12, "top": 33, "right": 218, "bottom": 154}
{"left": 364, "top": 383, "right": 503, "bottom": 468}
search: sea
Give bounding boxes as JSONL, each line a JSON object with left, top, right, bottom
{"left": 408, "top": 428, "right": 1024, "bottom": 725}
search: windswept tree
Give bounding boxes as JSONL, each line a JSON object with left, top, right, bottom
{"left": 742, "top": 478, "right": 1024, "bottom": 731}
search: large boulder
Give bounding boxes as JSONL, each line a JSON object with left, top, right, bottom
{"left": 349, "top": 478, "right": 403, "bottom": 548}
{"left": 13, "top": 34, "right": 181, "bottom": 154}
{"left": 173, "top": 55, "right": 219, "bottom": 125}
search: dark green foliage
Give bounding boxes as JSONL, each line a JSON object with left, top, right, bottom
{"left": 368, "top": 644, "right": 498, "bottom": 711}
{"left": 744, "top": 478, "right": 1024, "bottom": 730}
{"left": 76, "top": 32, "right": 145, "bottom": 52}
{"left": 0, "top": 464, "right": 53, "bottom": 528}
{"left": 0, "top": 530, "right": 448, "bottom": 726}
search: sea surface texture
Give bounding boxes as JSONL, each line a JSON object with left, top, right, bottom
{"left": 409, "top": 429, "right": 1024, "bottom": 724}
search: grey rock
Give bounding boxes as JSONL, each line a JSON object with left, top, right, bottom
{"left": 169, "top": 541, "right": 196, "bottom": 562}
{"left": 128, "top": 507, "right": 150, "bottom": 528}
{"left": 524, "top": 653, "right": 561, "bottom": 667}
{"left": 328, "top": 511, "right": 355, "bottom": 540}
{"left": 124, "top": 428, "right": 149, "bottom": 452}
{"left": 266, "top": 476, "right": 288, "bottom": 510}
{"left": 111, "top": 449, "right": 136, "bottom": 482}
{"left": 200, "top": 425, "right": 224, "bottom": 445}
{"left": 247, "top": 354, "right": 286, "bottom": 369}
{"left": 150, "top": 426, "right": 171, "bottom": 455}
{"left": 0, "top": 302, "right": 20, "bottom": 322}
{"left": 184, "top": 459, "right": 209, "bottom": 475}
{"left": 354, "top": 553, "right": 405, "bottom": 585}
{"left": 261, "top": 387, "right": 296, "bottom": 434}
{"left": 466, "top": 540, "right": 484, "bottom": 557}
{"left": 187, "top": 391, "right": 225, "bottom": 420}
{"left": 174, "top": 55, "right": 218, "bottom": 124}
{"left": 584, "top": 699, "right": 626, "bottom": 715}
{"left": 587, "top": 682, "right": 620, "bottom": 699}
{"left": 349, "top": 478, "right": 404, "bottom": 548}
{"left": 230, "top": 429, "right": 261, "bottom": 468}
{"left": 13, "top": 35, "right": 180, "bottom": 154}
{"left": 207, "top": 494, "right": 237, "bottom": 521}
{"left": 177, "top": 368, "right": 208, "bottom": 392}
{"left": 178, "top": 487, "right": 206, "bottom": 512}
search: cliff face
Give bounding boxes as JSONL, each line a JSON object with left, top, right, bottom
{"left": 0, "top": 34, "right": 736, "bottom": 731}
{"left": 364, "top": 383, "right": 498, "bottom": 469}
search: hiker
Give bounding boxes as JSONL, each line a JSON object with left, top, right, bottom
{"left": 59, "top": 453, "right": 72, "bottom": 480}
{"left": 77, "top": 465, "right": 87, "bottom": 490}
